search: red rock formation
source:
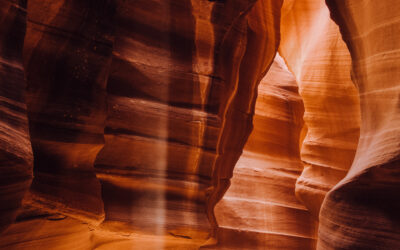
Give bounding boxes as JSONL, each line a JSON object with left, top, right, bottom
{"left": 318, "top": 1, "right": 400, "bottom": 249}
{"left": 0, "top": 0, "right": 33, "bottom": 232}
{"left": 0, "top": 0, "right": 284, "bottom": 247}
{"left": 279, "top": 0, "right": 360, "bottom": 218}
{"left": 204, "top": 0, "right": 283, "bottom": 243}
{"left": 94, "top": 1, "right": 215, "bottom": 242}
{"left": 94, "top": 0, "right": 282, "bottom": 247}
{"left": 214, "top": 54, "right": 318, "bottom": 249}
{"left": 0, "top": 0, "right": 399, "bottom": 249}
{"left": 23, "top": 0, "right": 116, "bottom": 223}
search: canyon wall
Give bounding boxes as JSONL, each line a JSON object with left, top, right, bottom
{"left": 214, "top": 54, "right": 318, "bottom": 249}
{"left": 0, "top": 0, "right": 399, "bottom": 249}
{"left": 93, "top": 0, "right": 283, "bottom": 247}
{"left": 0, "top": 0, "right": 32, "bottom": 232}
{"left": 318, "top": 1, "right": 400, "bottom": 249}
{"left": 0, "top": 0, "right": 284, "bottom": 249}
{"left": 279, "top": 0, "right": 360, "bottom": 218}
{"left": 23, "top": 0, "right": 116, "bottom": 222}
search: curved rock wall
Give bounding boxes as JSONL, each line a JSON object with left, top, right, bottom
{"left": 0, "top": 0, "right": 399, "bottom": 249}
{"left": 214, "top": 54, "right": 318, "bottom": 249}
{"left": 23, "top": 0, "right": 116, "bottom": 223}
{"left": 318, "top": 1, "right": 400, "bottom": 249}
{"left": 93, "top": 0, "right": 283, "bottom": 246}
{"left": 94, "top": 0, "right": 215, "bottom": 242}
{"left": 206, "top": 0, "right": 283, "bottom": 242}
{"left": 0, "top": 0, "right": 32, "bottom": 232}
{"left": 279, "top": 0, "right": 360, "bottom": 217}
{"left": 0, "top": 0, "right": 284, "bottom": 247}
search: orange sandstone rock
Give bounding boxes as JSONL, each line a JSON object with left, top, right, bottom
{"left": 0, "top": 0, "right": 399, "bottom": 249}
{"left": 279, "top": 0, "right": 360, "bottom": 218}
{"left": 318, "top": 1, "right": 400, "bottom": 249}
{"left": 214, "top": 54, "right": 318, "bottom": 249}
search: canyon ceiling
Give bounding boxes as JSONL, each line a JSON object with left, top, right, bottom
{"left": 0, "top": 0, "right": 399, "bottom": 249}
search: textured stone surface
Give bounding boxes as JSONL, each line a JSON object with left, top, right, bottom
{"left": 213, "top": 54, "right": 318, "bottom": 249}
{"left": 94, "top": 0, "right": 216, "bottom": 241}
{"left": 0, "top": 204, "right": 200, "bottom": 250}
{"left": 93, "top": 0, "right": 282, "bottom": 246}
{"left": 279, "top": 0, "right": 360, "bottom": 218}
{"left": 0, "top": 0, "right": 32, "bottom": 232}
{"left": 318, "top": 1, "right": 400, "bottom": 249}
{"left": 0, "top": 0, "right": 399, "bottom": 249}
{"left": 23, "top": 0, "right": 116, "bottom": 222}
{"left": 202, "top": 0, "right": 283, "bottom": 242}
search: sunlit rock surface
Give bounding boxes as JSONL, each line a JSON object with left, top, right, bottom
{"left": 93, "top": 0, "right": 218, "bottom": 241}
{"left": 0, "top": 0, "right": 399, "bottom": 249}
{"left": 213, "top": 54, "right": 318, "bottom": 249}
{"left": 319, "top": 1, "right": 400, "bottom": 249}
{"left": 94, "top": 0, "right": 282, "bottom": 247}
{"left": 279, "top": 0, "right": 360, "bottom": 218}
{"left": 1, "top": 0, "right": 283, "bottom": 248}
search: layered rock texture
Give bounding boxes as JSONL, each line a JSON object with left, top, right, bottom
{"left": 93, "top": 0, "right": 283, "bottom": 246}
{"left": 0, "top": 0, "right": 32, "bottom": 232}
{"left": 0, "top": 0, "right": 399, "bottom": 249}
{"left": 23, "top": 0, "right": 115, "bottom": 223}
{"left": 214, "top": 54, "right": 318, "bottom": 249}
{"left": 279, "top": 0, "right": 361, "bottom": 219}
{"left": 319, "top": 1, "right": 400, "bottom": 249}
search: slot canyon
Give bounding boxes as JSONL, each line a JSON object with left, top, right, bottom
{"left": 0, "top": 0, "right": 399, "bottom": 249}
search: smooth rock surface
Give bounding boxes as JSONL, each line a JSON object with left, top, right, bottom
{"left": 0, "top": 0, "right": 33, "bottom": 232}
{"left": 0, "top": 0, "right": 399, "bottom": 249}
{"left": 279, "top": 0, "right": 360, "bottom": 218}
{"left": 94, "top": 0, "right": 283, "bottom": 246}
{"left": 213, "top": 54, "right": 318, "bottom": 249}
{"left": 23, "top": 0, "right": 116, "bottom": 223}
{"left": 318, "top": 1, "right": 400, "bottom": 249}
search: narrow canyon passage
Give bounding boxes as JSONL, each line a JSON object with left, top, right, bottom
{"left": 214, "top": 54, "right": 318, "bottom": 249}
{"left": 0, "top": 0, "right": 400, "bottom": 249}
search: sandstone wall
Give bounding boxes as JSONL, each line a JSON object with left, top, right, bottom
{"left": 0, "top": 0, "right": 398, "bottom": 249}
{"left": 214, "top": 54, "right": 318, "bottom": 249}
{"left": 279, "top": 0, "right": 360, "bottom": 218}
{"left": 318, "top": 1, "right": 400, "bottom": 249}
{"left": 0, "top": 0, "right": 33, "bottom": 232}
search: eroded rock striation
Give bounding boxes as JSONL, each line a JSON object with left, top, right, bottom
{"left": 214, "top": 54, "right": 318, "bottom": 249}
{"left": 318, "top": 1, "right": 400, "bottom": 249}
{"left": 0, "top": 0, "right": 399, "bottom": 249}
{"left": 0, "top": 0, "right": 32, "bottom": 232}
{"left": 279, "top": 0, "right": 360, "bottom": 218}
{"left": 94, "top": 0, "right": 282, "bottom": 246}
{"left": 23, "top": 0, "right": 116, "bottom": 222}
